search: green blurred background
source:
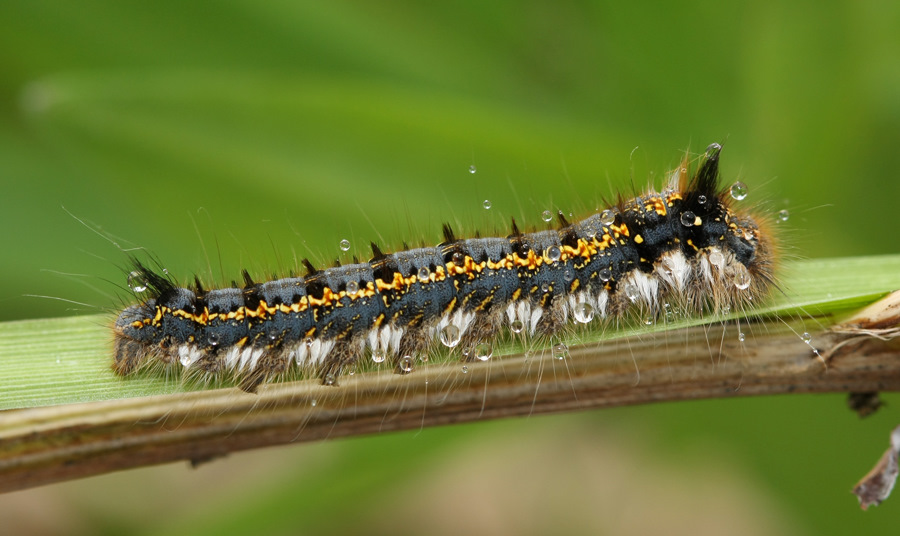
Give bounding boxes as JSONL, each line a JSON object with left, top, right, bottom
{"left": 2, "top": 1, "right": 899, "bottom": 534}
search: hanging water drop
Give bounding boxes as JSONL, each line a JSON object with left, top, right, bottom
{"left": 483, "top": 199, "right": 491, "bottom": 209}
{"left": 801, "top": 332, "right": 812, "bottom": 344}
{"left": 777, "top": 209, "right": 790, "bottom": 222}
{"left": 708, "top": 249, "right": 725, "bottom": 269}
{"left": 733, "top": 264, "right": 752, "bottom": 290}
{"left": 573, "top": 302, "right": 594, "bottom": 323}
{"left": 510, "top": 319, "right": 525, "bottom": 334}
{"left": 127, "top": 271, "right": 148, "bottom": 293}
{"left": 474, "top": 342, "right": 493, "bottom": 361}
{"left": 324, "top": 373, "right": 336, "bottom": 386}
{"left": 372, "top": 349, "right": 386, "bottom": 363}
{"left": 553, "top": 343, "right": 568, "bottom": 360}
{"left": 399, "top": 355, "right": 414, "bottom": 372}
{"left": 339, "top": 239, "right": 351, "bottom": 251}
{"left": 440, "top": 325, "right": 461, "bottom": 347}
{"left": 541, "top": 210, "right": 553, "bottom": 222}
{"left": 730, "top": 181, "right": 748, "bottom": 201}
{"left": 738, "top": 332, "right": 746, "bottom": 342}
{"left": 469, "top": 165, "right": 477, "bottom": 174}
{"left": 623, "top": 281, "right": 639, "bottom": 302}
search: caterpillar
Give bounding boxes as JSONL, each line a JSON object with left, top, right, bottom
{"left": 112, "top": 143, "right": 776, "bottom": 392}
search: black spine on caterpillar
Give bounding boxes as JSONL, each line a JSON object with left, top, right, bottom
{"left": 113, "top": 143, "right": 776, "bottom": 392}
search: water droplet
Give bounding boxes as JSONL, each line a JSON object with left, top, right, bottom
{"left": 127, "top": 271, "right": 148, "bottom": 293}
{"left": 697, "top": 194, "right": 707, "bottom": 205}
{"left": 623, "top": 281, "right": 639, "bottom": 302}
{"left": 452, "top": 251, "right": 464, "bottom": 264}
{"left": 180, "top": 353, "right": 192, "bottom": 367}
{"left": 207, "top": 332, "right": 220, "bottom": 346}
{"left": 483, "top": 199, "right": 491, "bottom": 209}
{"left": 339, "top": 239, "right": 351, "bottom": 251}
{"left": 469, "top": 165, "right": 477, "bottom": 174}
{"left": 730, "top": 181, "right": 748, "bottom": 201}
{"left": 310, "top": 399, "right": 317, "bottom": 407}
{"left": 510, "top": 320, "right": 524, "bottom": 334}
{"left": 268, "top": 330, "right": 278, "bottom": 341}
{"left": 599, "top": 268, "right": 612, "bottom": 282}
{"left": 564, "top": 269, "right": 575, "bottom": 282}
{"left": 708, "top": 250, "right": 725, "bottom": 269}
{"left": 418, "top": 266, "right": 430, "bottom": 281}
{"left": 738, "top": 332, "right": 746, "bottom": 342}
{"left": 546, "top": 245, "right": 561, "bottom": 262}
{"left": 801, "top": 332, "right": 812, "bottom": 343}
{"left": 733, "top": 264, "right": 752, "bottom": 290}
{"left": 399, "top": 355, "right": 414, "bottom": 372}
{"left": 474, "top": 342, "right": 493, "bottom": 361}
{"left": 705, "top": 142, "right": 722, "bottom": 158}
{"left": 541, "top": 282, "right": 550, "bottom": 293}
{"left": 573, "top": 302, "right": 594, "bottom": 323}
{"left": 324, "top": 373, "right": 336, "bottom": 386}
{"left": 304, "top": 337, "right": 314, "bottom": 347}
{"left": 553, "top": 343, "right": 568, "bottom": 360}
{"left": 600, "top": 209, "right": 616, "bottom": 226}
{"left": 348, "top": 368, "right": 356, "bottom": 376}
{"left": 680, "top": 210, "right": 696, "bottom": 227}
{"left": 541, "top": 210, "right": 553, "bottom": 222}
{"left": 721, "top": 305, "right": 731, "bottom": 315}
{"left": 777, "top": 209, "right": 790, "bottom": 222}
{"left": 462, "top": 365, "right": 469, "bottom": 374}
{"left": 345, "top": 280, "right": 359, "bottom": 295}
{"left": 372, "top": 349, "right": 386, "bottom": 363}
{"left": 440, "top": 325, "right": 461, "bottom": 347}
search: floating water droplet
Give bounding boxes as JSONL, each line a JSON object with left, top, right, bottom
{"left": 399, "top": 355, "right": 414, "bottom": 372}
{"left": 708, "top": 250, "right": 725, "bottom": 269}
{"left": 510, "top": 320, "right": 525, "bottom": 334}
{"left": 801, "top": 332, "right": 812, "bottom": 343}
{"left": 541, "top": 210, "right": 553, "bottom": 222}
{"left": 339, "top": 239, "right": 351, "bottom": 251}
{"left": 553, "top": 343, "right": 568, "bottom": 360}
{"left": 738, "top": 332, "right": 746, "bottom": 342}
{"left": 705, "top": 142, "right": 722, "bottom": 158}
{"left": 546, "top": 245, "right": 561, "bottom": 262}
{"left": 623, "top": 281, "right": 639, "bottom": 302}
{"left": 733, "top": 265, "right": 752, "bottom": 290}
{"left": 573, "top": 302, "right": 594, "bottom": 323}
{"left": 207, "top": 332, "right": 220, "bottom": 346}
{"left": 462, "top": 365, "right": 469, "bottom": 374}
{"left": 697, "top": 194, "right": 707, "bottom": 205}
{"left": 600, "top": 210, "right": 616, "bottom": 226}
{"left": 440, "top": 325, "right": 461, "bottom": 347}
{"left": 324, "top": 373, "right": 336, "bottom": 386}
{"left": 599, "top": 268, "right": 612, "bottom": 282}
{"left": 372, "top": 349, "right": 386, "bottom": 363}
{"left": 127, "top": 271, "right": 148, "bottom": 293}
{"left": 482, "top": 199, "right": 491, "bottom": 209}
{"left": 777, "top": 209, "right": 790, "bottom": 222}
{"left": 345, "top": 280, "right": 359, "bottom": 295}
{"left": 730, "top": 181, "right": 748, "bottom": 201}
{"left": 680, "top": 211, "right": 696, "bottom": 227}
{"left": 418, "top": 266, "right": 430, "bottom": 281}
{"left": 474, "top": 342, "right": 493, "bottom": 361}
{"left": 469, "top": 165, "right": 477, "bottom": 174}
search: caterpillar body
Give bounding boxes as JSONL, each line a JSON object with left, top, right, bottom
{"left": 113, "top": 143, "right": 776, "bottom": 392}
